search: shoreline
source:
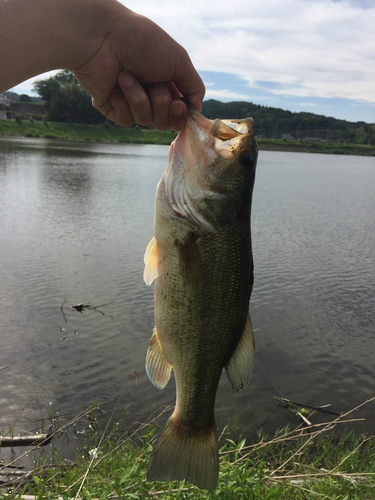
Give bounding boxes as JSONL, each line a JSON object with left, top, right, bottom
{"left": 1, "top": 397, "right": 374, "bottom": 498}
{"left": 1, "top": 120, "right": 375, "bottom": 156}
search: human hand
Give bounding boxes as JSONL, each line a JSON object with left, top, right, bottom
{"left": 0, "top": 0, "right": 204, "bottom": 130}
{"left": 73, "top": 4, "right": 205, "bottom": 130}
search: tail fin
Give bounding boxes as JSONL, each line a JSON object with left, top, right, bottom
{"left": 147, "top": 414, "right": 219, "bottom": 490}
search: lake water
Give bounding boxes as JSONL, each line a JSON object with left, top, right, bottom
{"left": 0, "top": 137, "right": 374, "bottom": 447}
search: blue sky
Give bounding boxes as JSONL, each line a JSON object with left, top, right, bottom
{"left": 11, "top": 0, "right": 375, "bottom": 124}
{"left": 199, "top": 70, "right": 374, "bottom": 123}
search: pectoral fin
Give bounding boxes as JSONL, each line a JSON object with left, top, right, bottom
{"left": 146, "top": 328, "right": 172, "bottom": 389}
{"left": 143, "top": 236, "right": 160, "bottom": 286}
{"left": 225, "top": 314, "right": 255, "bottom": 392}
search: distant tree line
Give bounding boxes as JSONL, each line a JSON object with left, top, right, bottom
{"left": 202, "top": 100, "right": 375, "bottom": 145}
{"left": 4, "top": 91, "right": 42, "bottom": 104}
{"left": 32, "top": 71, "right": 375, "bottom": 144}
{"left": 33, "top": 70, "right": 106, "bottom": 125}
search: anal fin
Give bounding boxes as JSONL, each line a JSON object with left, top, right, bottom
{"left": 145, "top": 327, "right": 172, "bottom": 389}
{"left": 225, "top": 313, "right": 255, "bottom": 392}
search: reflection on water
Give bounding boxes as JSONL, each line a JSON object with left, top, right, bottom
{"left": 0, "top": 137, "right": 374, "bottom": 443}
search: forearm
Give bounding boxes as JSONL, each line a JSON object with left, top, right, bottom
{"left": 0, "top": 0, "right": 123, "bottom": 93}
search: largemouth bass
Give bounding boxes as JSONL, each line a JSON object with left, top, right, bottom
{"left": 143, "top": 103, "right": 258, "bottom": 490}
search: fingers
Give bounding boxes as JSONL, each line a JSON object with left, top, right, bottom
{"left": 92, "top": 71, "right": 196, "bottom": 130}
{"left": 146, "top": 82, "right": 171, "bottom": 130}
{"left": 169, "top": 100, "right": 187, "bottom": 132}
{"left": 108, "top": 71, "right": 187, "bottom": 130}
{"left": 148, "top": 83, "right": 187, "bottom": 131}
{"left": 107, "top": 86, "right": 134, "bottom": 127}
{"left": 73, "top": 7, "right": 205, "bottom": 131}
{"left": 118, "top": 71, "right": 153, "bottom": 126}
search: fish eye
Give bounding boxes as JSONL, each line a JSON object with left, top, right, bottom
{"left": 239, "top": 152, "right": 255, "bottom": 167}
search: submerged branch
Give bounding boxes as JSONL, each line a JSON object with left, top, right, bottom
{"left": 0, "top": 434, "right": 52, "bottom": 447}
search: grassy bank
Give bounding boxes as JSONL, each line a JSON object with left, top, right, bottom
{"left": 1, "top": 398, "right": 374, "bottom": 499}
{"left": 257, "top": 138, "right": 375, "bottom": 156}
{"left": 0, "top": 119, "right": 177, "bottom": 145}
{"left": 1, "top": 119, "right": 375, "bottom": 155}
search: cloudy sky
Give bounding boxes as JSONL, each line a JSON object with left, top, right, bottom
{"left": 11, "top": 0, "right": 375, "bottom": 123}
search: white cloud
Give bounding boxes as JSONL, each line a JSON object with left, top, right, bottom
{"left": 297, "top": 102, "right": 320, "bottom": 108}
{"left": 204, "top": 88, "right": 252, "bottom": 100}
{"left": 121, "top": 0, "right": 375, "bottom": 104}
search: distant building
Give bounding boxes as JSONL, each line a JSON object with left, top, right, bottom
{"left": 0, "top": 93, "right": 46, "bottom": 119}
{"left": 281, "top": 133, "right": 294, "bottom": 140}
{"left": 0, "top": 93, "right": 13, "bottom": 119}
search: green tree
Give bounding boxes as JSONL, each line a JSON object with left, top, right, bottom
{"left": 201, "top": 99, "right": 373, "bottom": 143}
{"left": 33, "top": 70, "right": 105, "bottom": 124}
{"left": 19, "top": 94, "right": 32, "bottom": 102}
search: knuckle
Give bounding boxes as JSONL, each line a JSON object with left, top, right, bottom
{"left": 127, "top": 91, "right": 149, "bottom": 108}
{"left": 153, "top": 122, "right": 167, "bottom": 131}
{"left": 153, "top": 93, "right": 171, "bottom": 108}
{"left": 137, "top": 118, "right": 152, "bottom": 127}
{"left": 117, "top": 114, "right": 134, "bottom": 127}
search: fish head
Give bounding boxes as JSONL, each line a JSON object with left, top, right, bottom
{"left": 161, "top": 104, "right": 258, "bottom": 232}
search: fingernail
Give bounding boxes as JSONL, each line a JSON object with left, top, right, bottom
{"left": 120, "top": 72, "right": 135, "bottom": 88}
{"left": 171, "top": 101, "right": 184, "bottom": 117}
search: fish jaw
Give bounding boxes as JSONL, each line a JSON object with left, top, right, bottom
{"left": 161, "top": 107, "right": 257, "bottom": 234}
{"left": 162, "top": 121, "right": 218, "bottom": 233}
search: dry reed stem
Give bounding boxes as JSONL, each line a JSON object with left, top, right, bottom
{"left": 92, "top": 403, "right": 174, "bottom": 468}
{"left": 2, "top": 396, "right": 374, "bottom": 497}
{"left": 73, "top": 397, "right": 121, "bottom": 500}
{"left": 0, "top": 396, "right": 117, "bottom": 474}
{"left": 62, "top": 403, "right": 174, "bottom": 494}
{"left": 266, "top": 472, "right": 375, "bottom": 480}
{"left": 288, "top": 483, "right": 334, "bottom": 498}
{"left": 329, "top": 435, "right": 373, "bottom": 473}
{"left": 270, "top": 396, "right": 375, "bottom": 476}
{"left": 222, "top": 418, "right": 364, "bottom": 457}
{"left": 227, "top": 418, "right": 364, "bottom": 466}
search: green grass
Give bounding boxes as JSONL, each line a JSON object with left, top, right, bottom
{"left": 1, "top": 399, "right": 375, "bottom": 499}
{"left": 0, "top": 119, "right": 177, "bottom": 145}
{"left": 257, "top": 137, "right": 375, "bottom": 156}
{"left": 1, "top": 118, "right": 375, "bottom": 155}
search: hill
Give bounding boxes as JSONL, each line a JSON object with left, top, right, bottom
{"left": 201, "top": 99, "right": 375, "bottom": 145}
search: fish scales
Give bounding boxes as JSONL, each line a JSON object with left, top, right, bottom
{"left": 143, "top": 103, "right": 258, "bottom": 489}
{"left": 157, "top": 222, "right": 252, "bottom": 362}
{"left": 156, "top": 220, "right": 251, "bottom": 427}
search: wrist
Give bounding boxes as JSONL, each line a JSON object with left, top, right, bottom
{"left": 0, "top": 0, "right": 125, "bottom": 92}
{"left": 56, "top": 0, "right": 127, "bottom": 70}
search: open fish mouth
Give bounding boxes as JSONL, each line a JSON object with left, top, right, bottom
{"left": 172, "top": 102, "right": 254, "bottom": 167}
